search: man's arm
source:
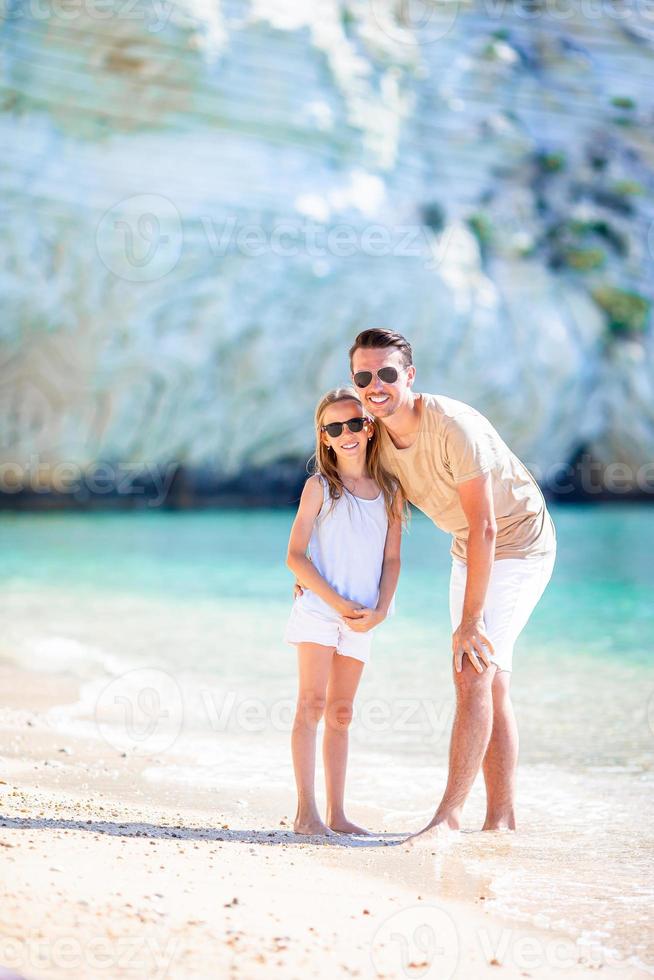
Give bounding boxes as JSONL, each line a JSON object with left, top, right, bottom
{"left": 452, "top": 472, "right": 497, "bottom": 673}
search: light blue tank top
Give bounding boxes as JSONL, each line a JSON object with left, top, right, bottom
{"left": 296, "top": 475, "right": 395, "bottom": 618}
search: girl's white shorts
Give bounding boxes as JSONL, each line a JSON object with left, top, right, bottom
{"left": 284, "top": 601, "right": 373, "bottom": 664}
{"left": 449, "top": 550, "right": 556, "bottom": 673}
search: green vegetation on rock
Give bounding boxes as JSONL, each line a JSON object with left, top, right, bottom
{"left": 535, "top": 151, "right": 566, "bottom": 174}
{"left": 611, "top": 179, "right": 644, "bottom": 197}
{"left": 467, "top": 213, "right": 493, "bottom": 252}
{"left": 610, "top": 95, "right": 636, "bottom": 110}
{"left": 592, "top": 286, "right": 650, "bottom": 339}
{"left": 561, "top": 247, "right": 606, "bottom": 271}
{"left": 545, "top": 217, "right": 624, "bottom": 271}
{"left": 568, "top": 219, "right": 628, "bottom": 256}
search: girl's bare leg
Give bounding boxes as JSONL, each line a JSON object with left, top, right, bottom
{"left": 323, "top": 652, "right": 370, "bottom": 834}
{"left": 292, "top": 642, "right": 336, "bottom": 835}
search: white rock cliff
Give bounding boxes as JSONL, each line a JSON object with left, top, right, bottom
{"left": 1, "top": 0, "right": 653, "bottom": 498}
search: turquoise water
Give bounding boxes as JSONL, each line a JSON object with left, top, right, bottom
{"left": 1, "top": 505, "right": 653, "bottom": 970}
{"left": 2, "top": 504, "right": 653, "bottom": 633}
{"left": 1, "top": 505, "right": 653, "bottom": 766}
{"left": 1, "top": 504, "right": 652, "bottom": 668}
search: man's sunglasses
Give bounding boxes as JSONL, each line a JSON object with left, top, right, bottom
{"left": 352, "top": 366, "right": 399, "bottom": 389}
{"left": 321, "top": 416, "right": 369, "bottom": 439}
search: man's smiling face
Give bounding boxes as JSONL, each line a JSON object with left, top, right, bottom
{"left": 350, "top": 347, "right": 415, "bottom": 419}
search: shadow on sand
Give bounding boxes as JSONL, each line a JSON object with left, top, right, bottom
{"left": 0, "top": 815, "right": 408, "bottom": 848}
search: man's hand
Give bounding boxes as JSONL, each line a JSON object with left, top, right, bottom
{"left": 452, "top": 616, "right": 494, "bottom": 673}
{"left": 293, "top": 557, "right": 312, "bottom": 598}
{"left": 337, "top": 598, "right": 366, "bottom": 622}
{"left": 342, "top": 606, "right": 385, "bottom": 633}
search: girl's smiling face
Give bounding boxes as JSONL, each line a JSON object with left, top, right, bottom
{"left": 320, "top": 398, "right": 372, "bottom": 461}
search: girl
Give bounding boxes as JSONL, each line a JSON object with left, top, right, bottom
{"left": 285, "top": 386, "right": 405, "bottom": 836}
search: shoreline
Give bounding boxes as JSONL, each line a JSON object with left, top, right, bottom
{"left": 2, "top": 494, "right": 654, "bottom": 512}
{"left": 1, "top": 453, "right": 654, "bottom": 511}
{"left": 1, "top": 662, "right": 651, "bottom": 979}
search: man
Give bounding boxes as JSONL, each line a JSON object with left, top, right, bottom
{"left": 348, "top": 328, "right": 556, "bottom": 841}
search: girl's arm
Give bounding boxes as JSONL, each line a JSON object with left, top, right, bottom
{"left": 342, "top": 491, "right": 403, "bottom": 631}
{"left": 286, "top": 476, "right": 363, "bottom": 617}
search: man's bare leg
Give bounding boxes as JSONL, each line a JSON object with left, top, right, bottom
{"left": 407, "top": 658, "right": 497, "bottom": 843}
{"left": 481, "top": 669, "right": 518, "bottom": 830}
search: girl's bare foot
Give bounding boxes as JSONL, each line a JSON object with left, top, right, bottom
{"left": 328, "top": 818, "right": 373, "bottom": 835}
{"left": 294, "top": 817, "right": 337, "bottom": 836}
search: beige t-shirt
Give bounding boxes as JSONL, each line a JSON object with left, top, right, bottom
{"left": 378, "top": 393, "right": 557, "bottom": 562}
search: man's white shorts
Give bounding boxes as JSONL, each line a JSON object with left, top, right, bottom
{"left": 284, "top": 600, "right": 373, "bottom": 664}
{"left": 449, "top": 550, "right": 556, "bottom": 673}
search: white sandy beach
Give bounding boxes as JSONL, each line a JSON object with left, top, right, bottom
{"left": 1, "top": 662, "right": 650, "bottom": 980}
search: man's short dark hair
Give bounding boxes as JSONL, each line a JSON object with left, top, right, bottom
{"left": 348, "top": 328, "right": 413, "bottom": 370}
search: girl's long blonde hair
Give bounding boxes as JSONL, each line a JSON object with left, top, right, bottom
{"left": 309, "top": 387, "right": 408, "bottom": 527}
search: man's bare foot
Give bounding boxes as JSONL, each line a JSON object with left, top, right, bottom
{"left": 293, "top": 817, "right": 338, "bottom": 836}
{"left": 327, "top": 818, "right": 373, "bottom": 835}
{"left": 482, "top": 813, "right": 516, "bottom": 832}
{"left": 404, "top": 820, "right": 460, "bottom": 849}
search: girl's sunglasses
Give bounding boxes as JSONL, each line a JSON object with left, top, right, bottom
{"left": 353, "top": 366, "right": 399, "bottom": 388}
{"left": 321, "top": 416, "right": 369, "bottom": 439}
